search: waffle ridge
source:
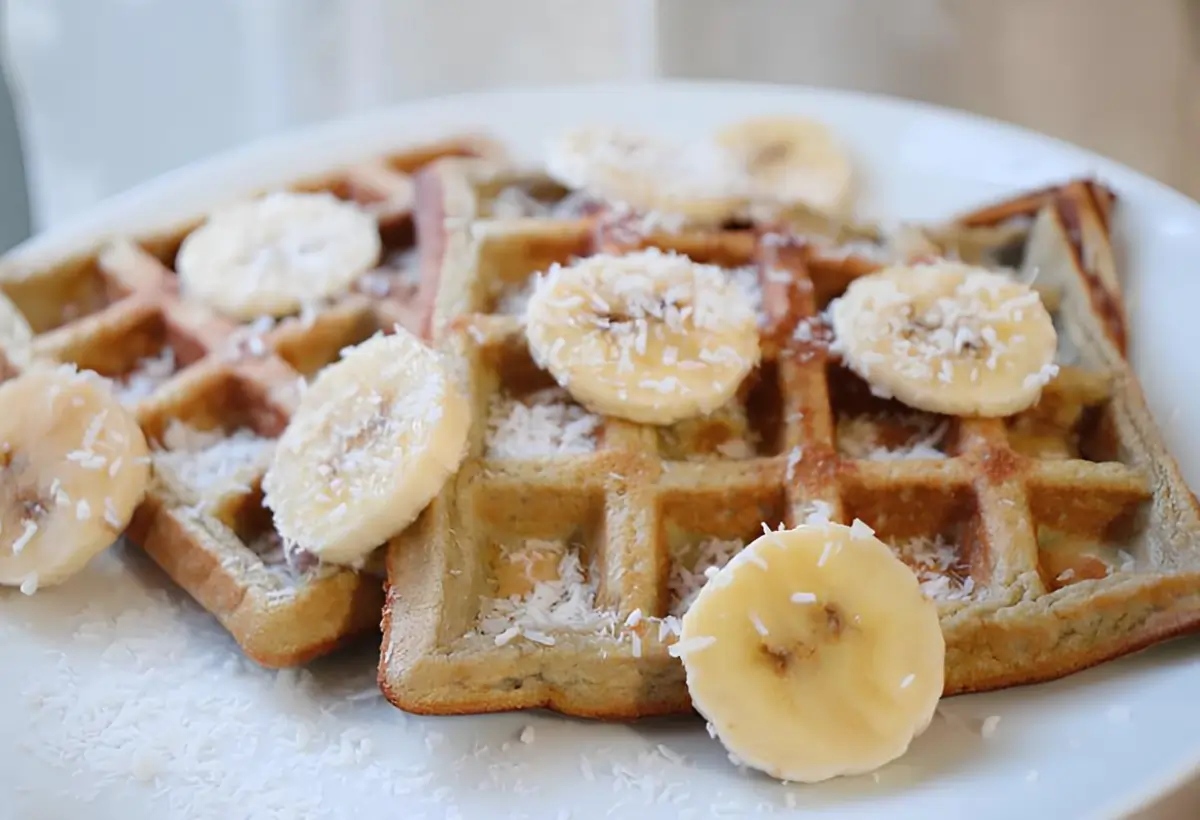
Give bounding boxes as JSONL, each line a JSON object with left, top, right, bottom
{"left": 378, "top": 156, "right": 1200, "bottom": 717}
{"left": 0, "top": 134, "right": 503, "bottom": 667}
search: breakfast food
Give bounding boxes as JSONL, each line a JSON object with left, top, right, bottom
{"left": 2, "top": 113, "right": 1199, "bottom": 790}
{"left": 176, "top": 191, "right": 384, "bottom": 320}
{"left": 544, "top": 115, "right": 854, "bottom": 228}
{"left": 678, "top": 521, "right": 944, "bottom": 783}
{"left": 545, "top": 126, "right": 748, "bottom": 226}
{"left": 382, "top": 136, "right": 1200, "bottom": 730}
{"left": 713, "top": 114, "right": 854, "bottom": 217}
{"left": 523, "top": 248, "right": 761, "bottom": 424}
{"left": 0, "top": 133, "right": 503, "bottom": 666}
{"left": 829, "top": 261, "right": 1059, "bottom": 417}
{"left": 263, "top": 328, "right": 471, "bottom": 567}
{"left": 0, "top": 364, "right": 150, "bottom": 591}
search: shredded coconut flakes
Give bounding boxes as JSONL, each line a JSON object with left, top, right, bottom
{"left": 475, "top": 539, "right": 616, "bottom": 644}
{"left": 485, "top": 388, "right": 600, "bottom": 459}
{"left": 893, "top": 534, "right": 976, "bottom": 601}
{"left": 115, "top": 347, "right": 177, "bottom": 404}
{"left": 836, "top": 415, "right": 948, "bottom": 461}
{"left": 155, "top": 421, "right": 274, "bottom": 497}
{"left": 668, "top": 537, "right": 745, "bottom": 617}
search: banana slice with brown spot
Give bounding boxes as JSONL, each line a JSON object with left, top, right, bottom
{"left": 545, "top": 126, "right": 749, "bottom": 225}
{"left": 1, "top": 364, "right": 150, "bottom": 590}
{"left": 676, "top": 521, "right": 944, "bottom": 783}
{"left": 714, "top": 115, "right": 854, "bottom": 217}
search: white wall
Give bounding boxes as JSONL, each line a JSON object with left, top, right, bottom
{"left": 4, "top": 0, "right": 1198, "bottom": 230}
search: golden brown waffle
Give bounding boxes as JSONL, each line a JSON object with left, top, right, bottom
{"left": 948, "top": 179, "right": 1126, "bottom": 355}
{"left": 0, "top": 134, "right": 503, "bottom": 667}
{"left": 379, "top": 160, "right": 1200, "bottom": 717}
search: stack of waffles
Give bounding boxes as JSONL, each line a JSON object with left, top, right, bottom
{"left": 2, "top": 118, "right": 1198, "bottom": 730}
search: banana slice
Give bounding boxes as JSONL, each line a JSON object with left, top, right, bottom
{"left": 544, "top": 126, "right": 749, "bottom": 225}
{"left": 176, "top": 191, "right": 382, "bottom": 321}
{"left": 829, "top": 261, "right": 1058, "bottom": 417}
{"left": 1, "top": 364, "right": 150, "bottom": 590}
{"left": 714, "top": 115, "right": 854, "bottom": 217}
{"left": 0, "top": 290, "right": 33, "bottom": 369}
{"left": 677, "top": 521, "right": 945, "bottom": 783}
{"left": 524, "top": 248, "right": 761, "bottom": 426}
{"left": 262, "top": 327, "right": 470, "bottom": 566}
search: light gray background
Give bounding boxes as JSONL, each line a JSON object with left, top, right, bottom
{"left": 0, "top": 1, "right": 1196, "bottom": 814}
{"left": 2, "top": 0, "right": 1198, "bottom": 232}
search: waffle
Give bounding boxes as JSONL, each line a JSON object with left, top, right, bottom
{"left": 378, "top": 158, "right": 1200, "bottom": 717}
{"left": 0, "top": 134, "right": 504, "bottom": 667}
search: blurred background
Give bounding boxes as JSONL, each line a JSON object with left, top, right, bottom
{"left": 0, "top": 0, "right": 1197, "bottom": 815}
{"left": 1, "top": 0, "right": 1198, "bottom": 241}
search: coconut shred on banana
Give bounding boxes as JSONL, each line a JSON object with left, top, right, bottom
{"left": 676, "top": 520, "right": 945, "bottom": 783}
{"left": 523, "top": 248, "right": 761, "bottom": 426}
{"left": 262, "top": 327, "right": 471, "bottom": 568}
{"left": 830, "top": 260, "right": 1059, "bottom": 417}
{"left": 1, "top": 364, "right": 151, "bottom": 593}
{"left": 544, "top": 114, "right": 855, "bottom": 227}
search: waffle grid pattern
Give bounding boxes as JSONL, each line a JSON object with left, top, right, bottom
{"left": 0, "top": 136, "right": 500, "bottom": 667}
{"left": 379, "top": 158, "right": 1200, "bottom": 717}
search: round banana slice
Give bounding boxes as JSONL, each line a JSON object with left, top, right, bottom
{"left": 524, "top": 248, "right": 761, "bottom": 426}
{"left": 1, "top": 364, "right": 150, "bottom": 590}
{"left": 176, "top": 191, "right": 382, "bottom": 321}
{"left": 829, "top": 261, "right": 1058, "bottom": 417}
{"left": 677, "top": 521, "right": 945, "bottom": 783}
{"left": 545, "top": 126, "right": 749, "bottom": 225}
{"left": 0, "top": 291, "right": 34, "bottom": 370}
{"left": 262, "top": 327, "right": 470, "bottom": 567}
{"left": 714, "top": 115, "right": 854, "bottom": 217}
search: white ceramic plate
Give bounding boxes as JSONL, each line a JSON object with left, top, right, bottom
{"left": 2, "top": 82, "right": 1199, "bottom": 820}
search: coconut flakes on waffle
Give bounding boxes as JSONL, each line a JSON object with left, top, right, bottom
{"left": 836, "top": 415, "right": 949, "bottom": 461}
{"left": 154, "top": 421, "right": 274, "bottom": 498}
{"left": 476, "top": 539, "right": 617, "bottom": 647}
{"left": 484, "top": 388, "right": 600, "bottom": 459}
{"left": 891, "top": 534, "right": 976, "bottom": 601}
{"left": 114, "top": 347, "right": 178, "bottom": 405}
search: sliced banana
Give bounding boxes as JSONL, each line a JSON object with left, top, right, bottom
{"left": 0, "top": 290, "right": 33, "bottom": 370}
{"left": 544, "top": 126, "right": 749, "bottom": 225}
{"left": 1, "top": 364, "right": 150, "bottom": 590}
{"left": 263, "top": 327, "right": 470, "bottom": 567}
{"left": 524, "top": 248, "right": 761, "bottom": 426}
{"left": 830, "top": 261, "right": 1058, "bottom": 417}
{"left": 714, "top": 115, "right": 854, "bottom": 217}
{"left": 176, "top": 191, "right": 382, "bottom": 321}
{"left": 677, "top": 521, "right": 945, "bottom": 783}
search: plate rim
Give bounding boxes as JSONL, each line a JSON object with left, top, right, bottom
{"left": 7, "top": 79, "right": 1200, "bottom": 267}
{"left": 5, "top": 79, "right": 1200, "bottom": 819}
